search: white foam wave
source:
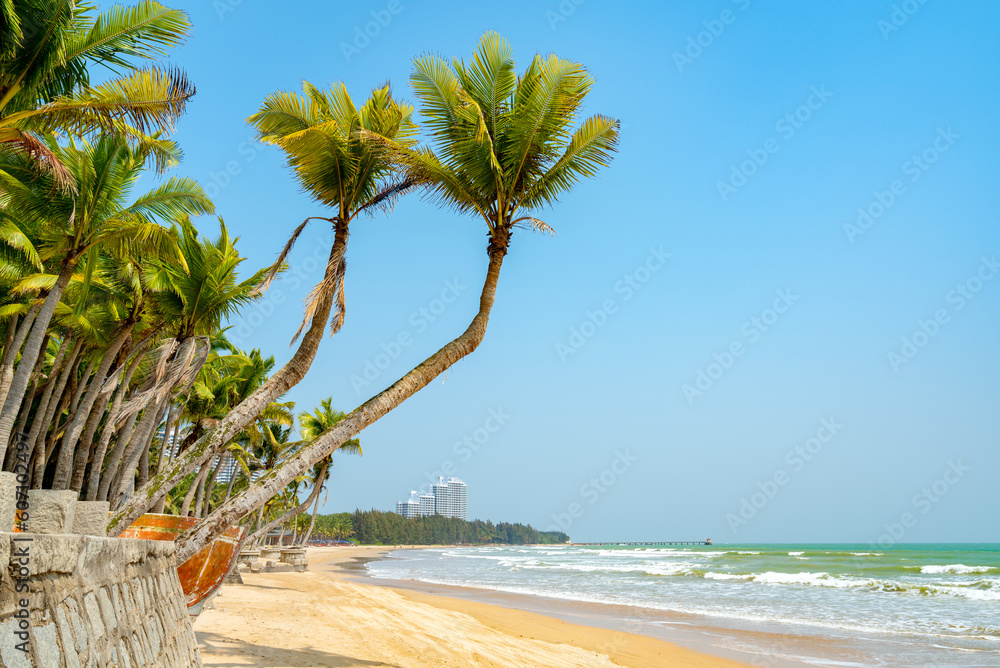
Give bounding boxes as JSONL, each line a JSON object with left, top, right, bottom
{"left": 788, "top": 551, "right": 805, "bottom": 556}
{"left": 920, "top": 564, "right": 992, "bottom": 575}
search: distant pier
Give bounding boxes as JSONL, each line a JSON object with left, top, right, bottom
{"left": 570, "top": 540, "right": 712, "bottom": 546}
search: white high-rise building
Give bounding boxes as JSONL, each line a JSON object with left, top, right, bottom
{"left": 397, "top": 491, "right": 421, "bottom": 519}
{"left": 419, "top": 493, "right": 435, "bottom": 517}
{"left": 432, "top": 478, "right": 449, "bottom": 516}
{"left": 396, "top": 477, "right": 467, "bottom": 520}
{"left": 446, "top": 478, "right": 467, "bottom": 520}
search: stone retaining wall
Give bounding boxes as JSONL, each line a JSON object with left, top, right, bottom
{"left": 0, "top": 474, "right": 202, "bottom": 667}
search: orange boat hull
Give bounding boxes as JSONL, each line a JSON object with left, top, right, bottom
{"left": 120, "top": 514, "right": 244, "bottom": 613}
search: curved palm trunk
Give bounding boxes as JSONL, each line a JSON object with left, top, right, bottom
{"left": 111, "top": 397, "right": 167, "bottom": 507}
{"left": 174, "top": 242, "right": 507, "bottom": 562}
{"left": 86, "top": 351, "right": 143, "bottom": 500}
{"left": 0, "top": 304, "right": 39, "bottom": 417}
{"left": 300, "top": 476, "right": 327, "bottom": 547}
{"left": 96, "top": 408, "right": 140, "bottom": 501}
{"left": 180, "top": 466, "right": 208, "bottom": 516}
{"left": 10, "top": 333, "right": 50, "bottom": 445}
{"left": 153, "top": 403, "right": 177, "bottom": 477}
{"left": 52, "top": 323, "right": 134, "bottom": 488}
{"left": 223, "top": 466, "right": 239, "bottom": 503}
{"left": 0, "top": 262, "right": 76, "bottom": 454}
{"left": 2, "top": 336, "right": 69, "bottom": 472}
{"left": 25, "top": 338, "right": 82, "bottom": 466}
{"left": 66, "top": 357, "right": 96, "bottom": 420}
{"left": 199, "top": 453, "right": 227, "bottom": 518}
{"left": 108, "top": 232, "right": 348, "bottom": 535}
{"left": 68, "top": 389, "right": 112, "bottom": 493}
{"left": 244, "top": 460, "right": 328, "bottom": 549}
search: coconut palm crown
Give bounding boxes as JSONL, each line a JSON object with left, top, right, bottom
{"left": 366, "top": 32, "right": 619, "bottom": 255}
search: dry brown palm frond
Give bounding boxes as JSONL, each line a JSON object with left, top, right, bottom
{"left": 252, "top": 215, "right": 337, "bottom": 296}
{"left": 512, "top": 216, "right": 556, "bottom": 236}
{"left": 356, "top": 179, "right": 418, "bottom": 217}
{"left": 113, "top": 336, "right": 207, "bottom": 420}
{"left": 0, "top": 129, "right": 77, "bottom": 193}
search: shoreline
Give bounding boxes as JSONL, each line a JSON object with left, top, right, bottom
{"left": 194, "top": 546, "right": 758, "bottom": 667}
{"left": 350, "top": 548, "right": 832, "bottom": 668}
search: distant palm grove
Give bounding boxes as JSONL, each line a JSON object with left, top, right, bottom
{"left": 0, "top": 0, "right": 617, "bottom": 555}
{"left": 313, "top": 511, "right": 569, "bottom": 546}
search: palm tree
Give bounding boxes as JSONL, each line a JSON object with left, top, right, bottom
{"left": 243, "top": 398, "right": 360, "bottom": 547}
{"left": 99, "top": 218, "right": 265, "bottom": 505}
{"left": 173, "top": 33, "right": 619, "bottom": 562}
{"left": 0, "top": 0, "right": 194, "bottom": 184}
{"left": 108, "top": 83, "right": 416, "bottom": 533}
{"left": 297, "top": 397, "right": 361, "bottom": 545}
{"left": 0, "top": 135, "right": 213, "bottom": 463}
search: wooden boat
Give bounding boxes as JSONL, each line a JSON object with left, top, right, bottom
{"left": 120, "top": 513, "right": 244, "bottom": 615}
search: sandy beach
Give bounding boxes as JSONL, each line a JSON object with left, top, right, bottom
{"left": 194, "top": 546, "right": 752, "bottom": 668}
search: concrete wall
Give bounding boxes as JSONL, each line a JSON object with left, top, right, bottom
{"left": 0, "top": 477, "right": 202, "bottom": 667}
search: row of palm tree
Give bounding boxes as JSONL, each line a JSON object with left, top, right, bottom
{"left": 2, "top": 6, "right": 618, "bottom": 561}
{"left": 0, "top": 1, "right": 357, "bottom": 531}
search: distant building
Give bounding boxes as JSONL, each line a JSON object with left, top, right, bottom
{"left": 396, "top": 477, "right": 467, "bottom": 520}
{"left": 419, "top": 493, "right": 435, "bottom": 517}
{"left": 396, "top": 492, "right": 421, "bottom": 519}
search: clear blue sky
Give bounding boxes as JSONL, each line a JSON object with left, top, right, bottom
{"left": 157, "top": 0, "right": 997, "bottom": 543}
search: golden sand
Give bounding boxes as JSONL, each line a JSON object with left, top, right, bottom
{"left": 194, "top": 546, "right": 752, "bottom": 667}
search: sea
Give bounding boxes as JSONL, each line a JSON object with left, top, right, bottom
{"left": 364, "top": 543, "right": 999, "bottom": 667}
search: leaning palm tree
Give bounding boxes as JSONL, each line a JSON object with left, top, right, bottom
{"left": 171, "top": 33, "right": 619, "bottom": 561}
{"left": 0, "top": 0, "right": 194, "bottom": 184}
{"left": 296, "top": 397, "right": 361, "bottom": 546}
{"left": 108, "top": 83, "right": 417, "bottom": 533}
{"left": 0, "top": 135, "right": 212, "bottom": 462}
{"left": 243, "top": 399, "right": 360, "bottom": 548}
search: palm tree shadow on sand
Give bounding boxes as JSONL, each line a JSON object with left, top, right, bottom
{"left": 196, "top": 631, "right": 402, "bottom": 668}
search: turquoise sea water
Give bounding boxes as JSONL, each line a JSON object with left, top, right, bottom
{"left": 366, "top": 543, "right": 999, "bottom": 667}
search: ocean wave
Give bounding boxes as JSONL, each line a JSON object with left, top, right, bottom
{"left": 788, "top": 551, "right": 805, "bottom": 556}
{"left": 919, "top": 564, "right": 993, "bottom": 575}
{"left": 752, "top": 571, "right": 856, "bottom": 587}
{"left": 704, "top": 572, "right": 753, "bottom": 580}
{"left": 851, "top": 552, "right": 883, "bottom": 557}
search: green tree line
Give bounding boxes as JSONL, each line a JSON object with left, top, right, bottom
{"left": 308, "top": 509, "right": 569, "bottom": 546}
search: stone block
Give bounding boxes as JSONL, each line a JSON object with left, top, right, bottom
{"left": 71, "top": 502, "right": 109, "bottom": 536}
{"left": 32, "top": 622, "right": 61, "bottom": 668}
{"left": 83, "top": 592, "right": 104, "bottom": 640}
{"left": 0, "top": 471, "right": 17, "bottom": 532}
{"left": 0, "top": 618, "right": 31, "bottom": 668}
{"left": 26, "top": 534, "right": 84, "bottom": 575}
{"left": 24, "top": 490, "right": 78, "bottom": 534}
